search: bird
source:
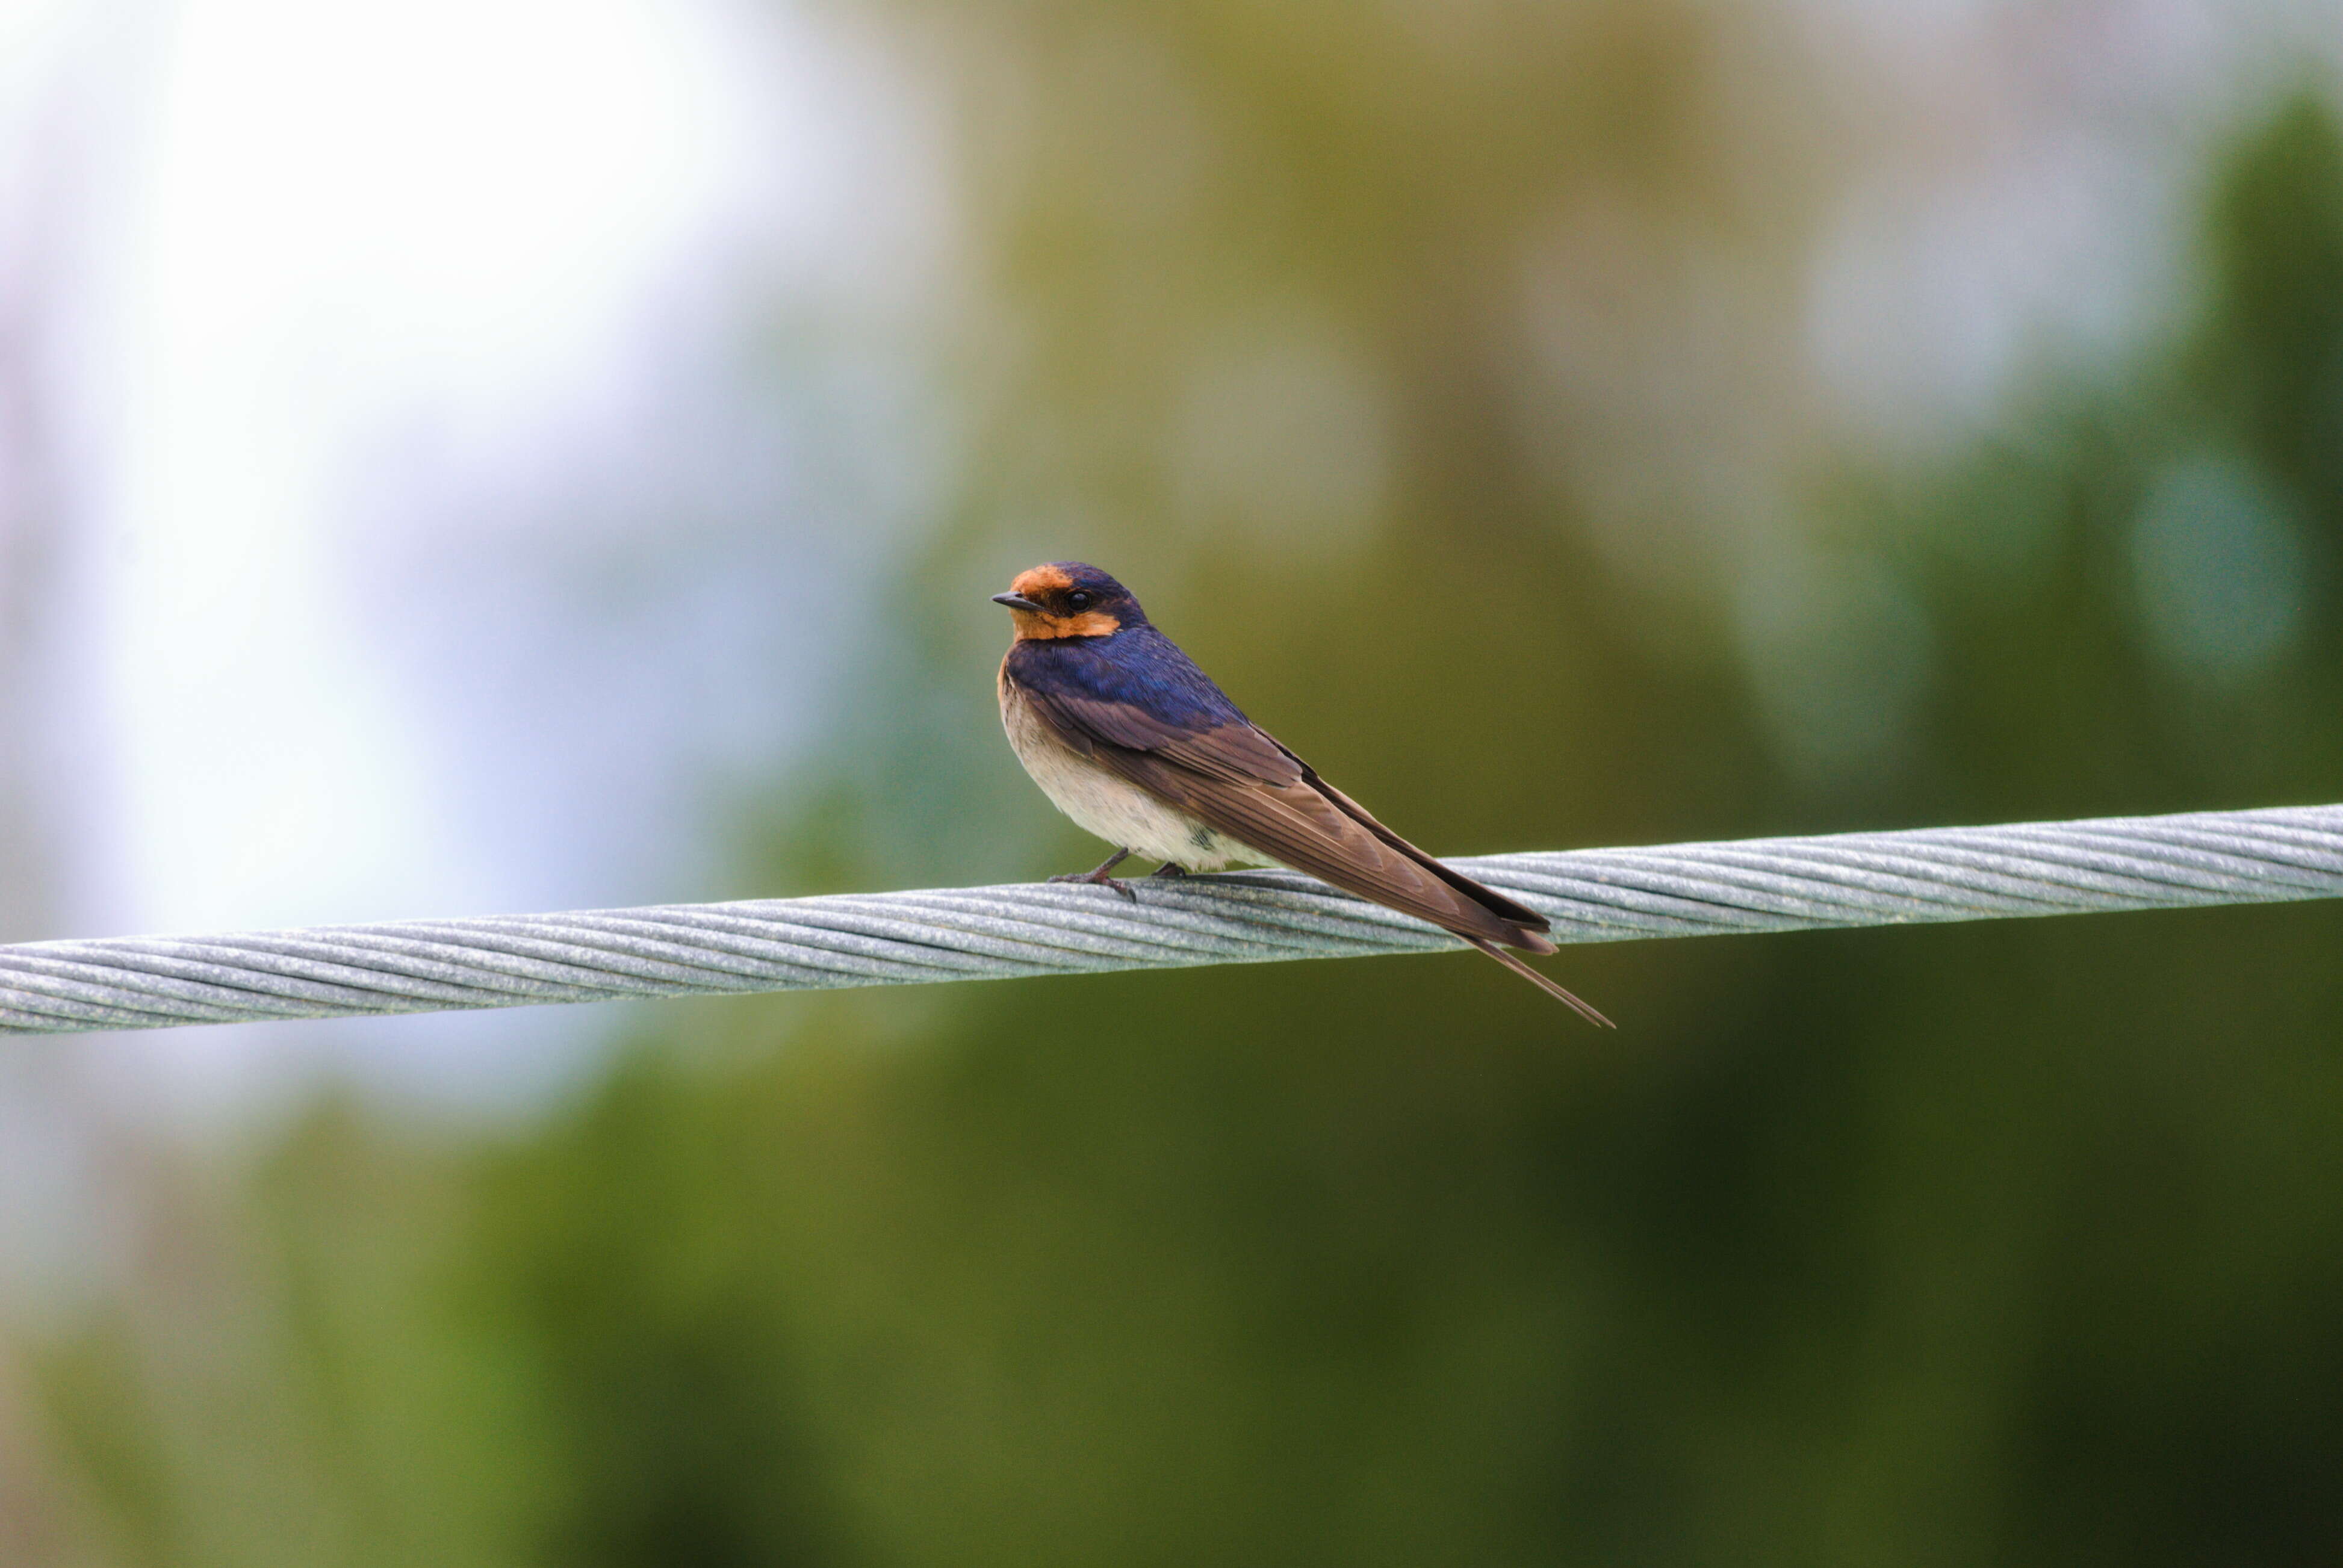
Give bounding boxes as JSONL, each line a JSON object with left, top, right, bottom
{"left": 992, "top": 562, "right": 1613, "bottom": 1026}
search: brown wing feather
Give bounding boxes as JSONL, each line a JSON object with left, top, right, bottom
{"left": 1303, "top": 775, "right": 1556, "bottom": 947}
{"left": 1100, "top": 745, "right": 1544, "bottom": 949}
{"left": 1035, "top": 687, "right": 1305, "bottom": 787}
{"left": 1014, "top": 681, "right": 1609, "bottom": 1021}
{"left": 1015, "top": 682, "right": 1556, "bottom": 948}
{"left": 1016, "top": 681, "right": 1552, "bottom": 951}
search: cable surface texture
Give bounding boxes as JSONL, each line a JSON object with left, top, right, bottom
{"left": 2, "top": 804, "right": 2337, "bottom": 1037}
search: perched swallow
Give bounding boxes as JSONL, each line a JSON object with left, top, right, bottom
{"left": 993, "top": 562, "right": 1612, "bottom": 1026}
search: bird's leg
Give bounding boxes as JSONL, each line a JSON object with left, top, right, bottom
{"left": 1050, "top": 847, "right": 1137, "bottom": 902}
{"left": 1147, "top": 863, "right": 1188, "bottom": 879}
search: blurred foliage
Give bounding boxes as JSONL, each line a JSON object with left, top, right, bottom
{"left": 22, "top": 5, "right": 2343, "bottom": 1564}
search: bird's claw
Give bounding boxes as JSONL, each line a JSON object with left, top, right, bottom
{"left": 1148, "top": 863, "right": 1188, "bottom": 879}
{"left": 1050, "top": 870, "right": 1140, "bottom": 903}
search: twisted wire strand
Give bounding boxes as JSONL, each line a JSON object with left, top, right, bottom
{"left": 3, "top": 804, "right": 2337, "bottom": 1036}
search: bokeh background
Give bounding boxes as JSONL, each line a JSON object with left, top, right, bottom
{"left": 1, "top": 0, "right": 2341, "bottom": 1561}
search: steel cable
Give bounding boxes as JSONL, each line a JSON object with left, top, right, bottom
{"left": 2, "top": 804, "right": 2337, "bottom": 1035}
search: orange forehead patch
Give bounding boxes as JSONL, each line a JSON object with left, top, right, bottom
{"left": 1010, "top": 563, "right": 1075, "bottom": 598}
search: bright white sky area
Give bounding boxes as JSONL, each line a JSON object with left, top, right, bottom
{"left": 114, "top": 0, "right": 748, "bottom": 931}
{"left": 0, "top": 0, "right": 945, "bottom": 1123}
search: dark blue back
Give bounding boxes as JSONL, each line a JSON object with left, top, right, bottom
{"left": 1005, "top": 625, "right": 1251, "bottom": 733}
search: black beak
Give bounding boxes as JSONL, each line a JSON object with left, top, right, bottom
{"left": 992, "top": 592, "right": 1043, "bottom": 612}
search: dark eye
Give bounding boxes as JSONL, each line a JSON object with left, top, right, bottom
{"left": 1068, "top": 591, "right": 1090, "bottom": 609}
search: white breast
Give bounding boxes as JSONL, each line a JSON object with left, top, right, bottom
{"left": 999, "top": 671, "right": 1274, "bottom": 872}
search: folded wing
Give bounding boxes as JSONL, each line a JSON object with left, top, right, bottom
{"left": 1016, "top": 683, "right": 1556, "bottom": 955}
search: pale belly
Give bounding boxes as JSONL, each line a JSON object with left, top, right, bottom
{"left": 999, "top": 677, "right": 1276, "bottom": 872}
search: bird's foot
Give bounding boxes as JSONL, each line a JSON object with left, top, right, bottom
{"left": 1050, "top": 849, "right": 1138, "bottom": 902}
{"left": 1147, "top": 863, "right": 1188, "bottom": 879}
{"left": 1049, "top": 869, "right": 1137, "bottom": 902}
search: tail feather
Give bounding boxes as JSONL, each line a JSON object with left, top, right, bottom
{"left": 1464, "top": 937, "right": 1615, "bottom": 1028}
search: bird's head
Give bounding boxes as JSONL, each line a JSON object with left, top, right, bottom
{"left": 992, "top": 562, "right": 1144, "bottom": 640}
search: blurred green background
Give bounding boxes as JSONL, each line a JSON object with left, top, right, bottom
{"left": 7, "top": 1, "right": 2343, "bottom": 1564}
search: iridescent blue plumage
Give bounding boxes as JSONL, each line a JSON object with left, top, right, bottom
{"left": 1005, "top": 624, "right": 1249, "bottom": 736}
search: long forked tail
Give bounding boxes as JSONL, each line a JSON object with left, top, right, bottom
{"left": 1464, "top": 937, "right": 1615, "bottom": 1029}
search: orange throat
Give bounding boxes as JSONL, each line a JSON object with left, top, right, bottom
{"left": 1009, "top": 608, "right": 1122, "bottom": 640}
